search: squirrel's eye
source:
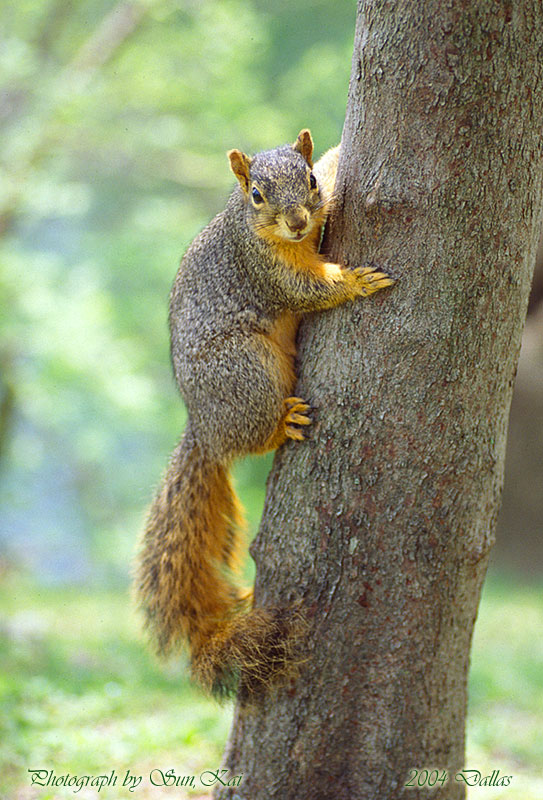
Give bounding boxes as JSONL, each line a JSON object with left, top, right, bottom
{"left": 309, "top": 173, "right": 317, "bottom": 190}
{"left": 251, "top": 187, "right": 264, "bottom": 204}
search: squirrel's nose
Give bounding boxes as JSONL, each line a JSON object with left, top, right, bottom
{"left": 285, "top": 211, "right": 308, "bottom": 233}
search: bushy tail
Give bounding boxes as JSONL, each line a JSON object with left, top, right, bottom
{"left": 134, "top": 426, "right": 305, "bottom": 699}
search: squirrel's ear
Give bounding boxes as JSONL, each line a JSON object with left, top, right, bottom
{"left": 228, "top": 149, "right": 252, "bottom": 193}
{"left": 293, "top": 129, "right": 314, "bottom": 167}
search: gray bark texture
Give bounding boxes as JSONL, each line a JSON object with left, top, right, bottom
{"left": 217, "top": 2, "right": 543, "bottom": 799}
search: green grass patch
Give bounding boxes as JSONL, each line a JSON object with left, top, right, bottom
{"left": 466, "top": 573, "right": 543, "bottom": 799}
{"left": 0, "top": 572, "right": 232, "bottom": 799}
{"left": 1, "top": 569, "right": 542, "bottom": 799}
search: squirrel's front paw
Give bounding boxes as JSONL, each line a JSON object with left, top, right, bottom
{"left": 352, "top": 266, "right": 395, "bottom": 297}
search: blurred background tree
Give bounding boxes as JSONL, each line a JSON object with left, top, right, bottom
{"left": 0, "top": 0, "right": 355, "bottom": 583}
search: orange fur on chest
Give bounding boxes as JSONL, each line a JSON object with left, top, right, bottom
{"left": 264, "top": 233, "right": 345, "bottom": 286}
{"left": 260, "top": 310, "right": 300, "bottom": 397}
{"left": 257, "top": 220, "right": 328, "bottom": 279}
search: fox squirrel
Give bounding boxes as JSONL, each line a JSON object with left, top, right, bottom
{"left": 134, "top": 130, "right": 393, "bottom": 700}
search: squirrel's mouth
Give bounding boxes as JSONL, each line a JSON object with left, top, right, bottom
{"left": 277, "top": 212, "right": 313, "bottom": 242}
{"left": 281, "top": 224, "right": 312, "bottom": 242}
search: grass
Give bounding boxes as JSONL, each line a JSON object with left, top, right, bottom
{"left": 0, "top": 573, "right": 232, "bottom": 800}
{"left": 466, "top": 574, "right": 543, "bottom": 799}
{"left": 0, "top": 569, "right": 542, "bottom": 799}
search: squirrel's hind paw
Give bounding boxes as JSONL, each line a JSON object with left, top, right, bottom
{"left": 284, "top": 396, "right": 311, "bottom": 442}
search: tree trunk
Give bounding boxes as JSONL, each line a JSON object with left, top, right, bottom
{"left": 217, "top": 2, "right": 543, "bottom": 799}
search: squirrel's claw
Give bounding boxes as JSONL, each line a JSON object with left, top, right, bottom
{"left": 286, "top": 425, "right": 306, "bottom": 441}
{"left": 285, "top": 396, "right": 307, "bottom": 408}
{"left": 288, "top": 412, "right": 311, "bottom": 426}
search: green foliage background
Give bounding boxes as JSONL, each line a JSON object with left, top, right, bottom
{"left": 0, "top": 0, "right": 354, "bottom": 581}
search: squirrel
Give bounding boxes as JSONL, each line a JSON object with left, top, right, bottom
{"left": 134, "top": 129, "right": 393, "bottom": 700}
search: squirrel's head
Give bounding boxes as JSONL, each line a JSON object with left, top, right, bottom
{"left": 228, "top": 130, "right": 326, "bottom": 243}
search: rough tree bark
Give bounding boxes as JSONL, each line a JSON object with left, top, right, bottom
{"left": 217, "top": 2, "right": 543, "bottom": 799}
